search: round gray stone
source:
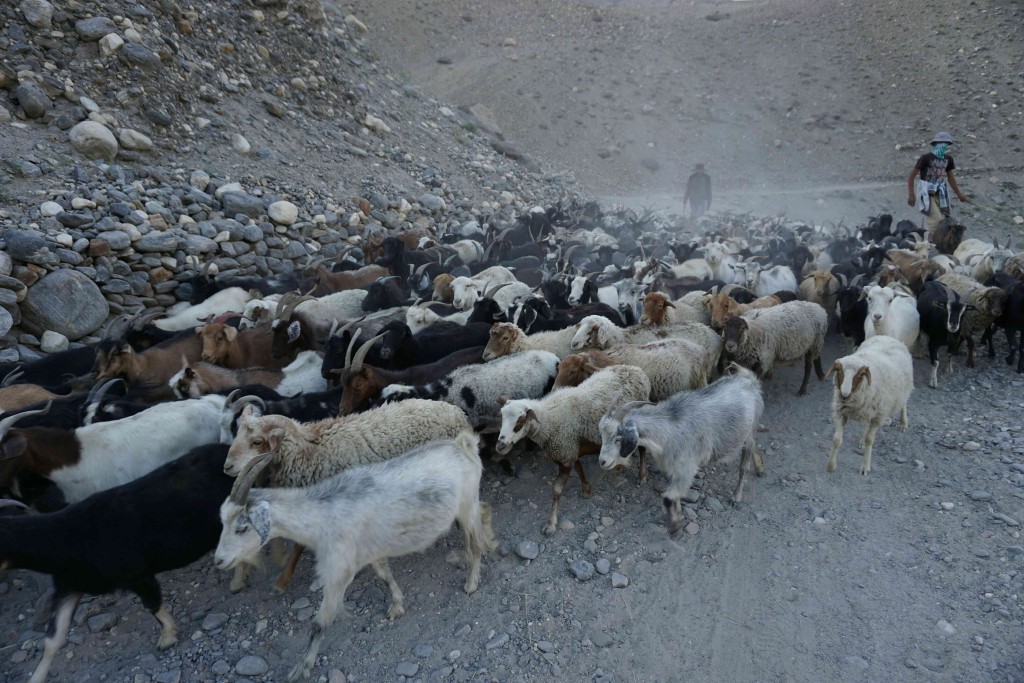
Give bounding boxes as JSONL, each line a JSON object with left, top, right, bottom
{"left": 395, "top": 661, "right": 419, "bottom": 677}
{"left": 40, "top": 330, "right": 69, "bottom": 353}
{"left": 21, "top": 268, "right": 109, "bottom": 341}
{"left": 220, "top": 192, "right": 265, "bottom": 219}
{"left": 516, "top": 540, "right": 539, "bottom": 560}
{"left": 570, "top": 559, "right": 594, "bottom": 581}
{"left": 95, "top": 230, "right": 132, "bottom": 250}
{"left": 418, "top": 193, "right": 445, "bottom": 212}
{"left": 69, "top": 121, "right": 118, "bottom": 161}
{"left": 4, "top": 229, "right": 50, "bottom": 265}
{"left": 75, "top": 16, "right": 118, "bottom": 41}
{"left": 235, "top": 655, "right": 269, "bottom": 676}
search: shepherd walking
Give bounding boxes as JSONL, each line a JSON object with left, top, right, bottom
{"left": 684, "top": 163, "right": 712, "bottom": 218}
{"left": 907, "top": 132, "right": 970, "bottom": 237}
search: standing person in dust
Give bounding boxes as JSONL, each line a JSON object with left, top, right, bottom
{"left": 683, "top": 163, "right": 712, "bottom": 219}
{"left": 907, "top": 132, "right": 970, "bottom": 238}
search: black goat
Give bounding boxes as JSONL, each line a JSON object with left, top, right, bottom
{"left": 0, "top": 346, "right": 97, "bottom": 394}
{"left": 834, "top": 274, "right": 868, "bottom": 349}
{"left": 917, "top": 281, "right": 970, "bottom": 388}
{"left": 361, "top": 276, "right": 411, "bottom": 312}
{"left": 981, "top": 273, "right": 1024, "bottom": 372}
{"left": 377, "top": 320, "right": 492, "bottom": 368}
{"left": 221, "top": 386, "right": 343, "bottom": 440}
{"left": 860, "top": 214, "right": 894, "bottom": 242}
{"left": 0, "top": 444, "right": 233, "bottom": 683}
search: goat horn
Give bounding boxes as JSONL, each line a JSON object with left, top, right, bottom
{"left": 484, "top": 282, "right": 512, "bottom": 299}
{"left": 563, "top": 244, "right": 581, "bottom": 262}
{"left": 281, "top": 294, "right": 315, "bottom": 321}
{"left": 326, "top": 319, "right": 340, "bottom": 341}
{"left": 0, "top": 401, "right": 52, "bottom": 442}
{"left": 422, "top": 300, "right": 447, "bottom": 310}
{"left": 232, "top": 395, "right": 266, "bottom": 418}
{"left": 134, "top": 310, "right": 163, "bottom": 330}
{"left": 226, "top": 388, "right": 242, "bottom": 407}
{"left": 229, "top": 451, "right": 274, "bottom": 504}
{"left": 415, "top": 262, "right": 432, "bottom": 276}
{"left": 613, "top": 400, "right": 655, "bottom": 422}
{"left": 443, "top": 254, "right": 459, "bottom": 267}
{"left": 343, "top": 328, "right": 364, "bottom": 369}
{"left": 850, "top": 274, "right": 865, "bottom": 287}
{"left": 86, "top": 378, "right": 123, "bottom": 407}
{"left": 0, "top": 367, "right": 24, "bottom": 388}
{"left": 0, "top": 498, "right": 29, "bottom": 512}
{"left": 350, "top": 332, "right": 386, "bottom": 372}
{"left": 200, "top": 260, "right": 215, "bottom": 275}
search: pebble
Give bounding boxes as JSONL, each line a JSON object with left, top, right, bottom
{"left": 87, "top": 612, "right": 118, "bottom": 633}
{"left": 485, "top": 633, "right": 509, "bottom": 650}
{"left": 611, "top": 572, "right": 629, "bottom": 588}
{"left": 201, "top": 612, "right": 229, "bottom": 630}
{"left": 232, "top": 134, "right": 252, "bottom": 155}
{"left": 940, "top": 502, "right": 955, "bottom": 511}
{"left": 40, "top": 201, "right": 63, "bottom": 217}
{"left": 936, "top": 619, "right": 956, "bottom": 636}
{"left": 395, "top": 661, "right": 419, "bottom": 677}
{"left": 516, "top": 540, "right": 539, "bottom": 560}
{"left": 970, "top": 491, "right": 993, "bottom": 502}
{"left": 595, "top": 558, "right": 611, "bottom": 575}
{"left": 269, "top": 200, "right": 299, "bottom": 226}
{"left": 39, "top": 330, "right": 68, "bottom": 353}
{"left": 414, "top": 644, "right": 433, "bottom": 658}
{"left": 69, "top": 121, "right": 118, "bottom": 161}
{"left": 99, "top": 33, "right": 125, "bottom": 57}
{"left": 590, "top": 630, "right": 614, "bottom": 648}
{"left": 536, "top": 640, "right": 554, "bottom": 653}
{"left": 154, "top": 670, "right": 181, "bottom": 683}
{"left": 119, "top": 129, "right": 153, "bottom": 151}
{"left": 235, "top": 655, "right": 269, "bottom": 676}
{"left": 328, "top": 670, "right": 346, "bottom": 683}
{"left": 685, "top": 521, "right": 699, "bottom": 535}
{"left": 570, "top": 559, "right": 595, "bottom": 581}
{"left": 963, "top": 441, "right": 982, "bottom": 451}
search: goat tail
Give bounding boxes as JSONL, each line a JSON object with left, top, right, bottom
{"left": 454, "top": 429, "right": 482, "bottom": 462}
{"left": 726, "top": 362, "right": 758, "bottom": 382}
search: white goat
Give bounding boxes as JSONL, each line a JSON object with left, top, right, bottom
{"left": 863, "top": 284, "right": 920, "bottom": 350}
{"left": 449, "top": 266, "right": 517, "bottom": 310}
{"left": 155, "top": 288, "right": 254, "bottom": 331}
{"left": 825, "top": 335, "right": 913, "bottom": 475}
{"left": 597, "top": 365, "right": 764, "bottom": 538}
{"left": 731, "top": 262, "right": 798, "bottom": 297}
{"left": 215, "top": 432, "right": 496, "bottom": 681}
{"left": 703, "top": 241, "right": 739, "bottom": 283}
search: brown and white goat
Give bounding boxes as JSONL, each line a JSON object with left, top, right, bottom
{"left": 196, "top": 323, "right": 292, "bottom": 370}
{"left": 96, "top": 335, "right": 204, "bottom": 402}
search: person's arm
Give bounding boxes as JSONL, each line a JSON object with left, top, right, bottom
{"left": 906, "top": 167, "right": 920, "bottom": 206}
{"left": 947, "top": 169, "right": 968, "bottom": 202}
{"left": 707, "top": 177, "right": 712, "bottom": 208}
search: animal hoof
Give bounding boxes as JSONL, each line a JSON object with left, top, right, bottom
{"left": 387, "top": 604, "right": 406, "bottom": 620}
{"left": 826, "top": 460, "right": 837, "bottom": 473}
{"left": 729, "top": 497, "right": 741, "bottom": 508}
{"left": 464, "top": 579, "right": 479, "bottom": 594}
{"left": 542, "top": 523, "right": 556, "bottom": 536}
{"left": 156, "top": 635, "right": 177, "bottom": 651}
{"left": 287, "top": 662, "right": 311, "bottom": 682}
{"left": 859, "top": 467, "right": 870, "bottom": 476}
{"left": 581, "top": 487, "right": 593, "bottom": 499}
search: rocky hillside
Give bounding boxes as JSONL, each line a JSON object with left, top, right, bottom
{"left": 0, "top": 0, "right": 575, "bottom": 359}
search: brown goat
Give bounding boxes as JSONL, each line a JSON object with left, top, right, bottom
{"left": 0, "top": 384, "right": 63, "bottom": 413}
{"left": 310, "top": 264, "right": 388, "bottom": 297}
{"left": 876, "top": 263, "right": 907, "bottom": 288}
{"left": 639, "top": 293, "right": 676, "bottom": 325}
{"left": 883, "top": 252, "right": 944, "bottom": 293}
{"left": 196, "top": 324, "right": 291, "bottom": 370}
{"left": 704, "top": 292, "right": 781, "bottom": 331}
{"left": 432, "top": 273, "right": 456, "bottom": 303}
{"left": 551, "top": 351, "right": 618, "bottom": 389}
{"left": 171, "top": 360, "right": 283, "bottom": 398}
{"left": 96, "top": 335, "right": 204, "bottom": 402}
{"left": 798, "top": 271, "right": 838, "bottom": 319}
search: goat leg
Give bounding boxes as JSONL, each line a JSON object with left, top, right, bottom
{"left": 797, "top": 354, "right": 812, "bottom": 395}
{"left": 132, "top": 575, "right": 177, "bottom": 650}
{"left": 827, "top": 415, "right": 847, "bottom": 473}
{"left": 289, "top": 566, "right": 355, "bottom": 682}
{"left": 573, "top": 460, "right": 592, "bottom": 498}
{"left": 813, "top": 355, "right": 825, "bottom": 381}
{"left": 28, "top": 588, "right": 82, "bottom": 683}
{"left": 860, "top": 420, "right": 881, "bottom": 475}
{"left": 274, "top": 545, "right": 305, "bottom": 593}
{"left": 1006, "top": 328, "right": 1018, "bottom": 367}
{"left": 965, "top": 334, "right": 976, "bottom": 369}
{"left": 664, "top": 496, "right": 684, "bottom": 539}
{"left": 543, "top": 464, "right": 573, "bottom": 535}
{"left": 980, "top": 324, "right": 996, "bottom": 358}
{"left": 731, "top": 444, "right": 752, "bottom": 505}
{"left": 370, "top": 559, "right": 405, "bottom": 620}
{"left": 638, "top": 447, "right": 649, "bottom": 485}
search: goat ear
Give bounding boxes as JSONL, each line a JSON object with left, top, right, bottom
{"left": 1, "top": 434, "right": 27, "bottom": 461}
{"left": 249, "top": 500, "right": 272, "bottom": 544}
{"left": 287, "top": 321, "right": 301, "bottom": 343}
{"left": 195, "top": 326, "right": 205, "bottom": 336}
{"left": 496, "top": 395, "right": 509, "bottom": 407}
{"left": 266, "top": 428, "right": 286, "bottom": 451}
{"left": 224, "top": 327, "right": 238, "bottom": 342}
{"left": 824, "top": 361, "right": 840, "bottom": 380}
{"left": 525, "top": 408, "right": 538, "bottom": 424}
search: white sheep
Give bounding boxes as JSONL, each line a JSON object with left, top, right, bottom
{"left": 954, "top": 236, "right": 1014, "bottom": 282}
{"left": 720, "top": 300, "right": 828, "bottom": 395}
{"left": 449, "top": 266, "right": 517, "bottom": 310}
{"left": 863, "top": 284, "right": 920, "bottom": 350}
{"left": 601, "top": 339, "right": 711, "bottom": 399}
{"left": 825, "top": 335, "right": 913, "bottom": 475}
{"left": 215, "top": 431, "right": 496, "bottom": 681}
{"left": 495, "top": 365, "right": 651, "bottom": 534}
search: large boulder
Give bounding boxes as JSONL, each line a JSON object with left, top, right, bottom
{"left": 19, "top": 0, "right": 53, "bottom": 29}
{"left": 220, "top": 192, "right": 265, "bottom": 219}
{"left": 69, "top": 121, "right": 118, "bottom": 161}
{"left": 21, "top": 269, "right": 108, "bottom": 341}
{"left": 15, "top": 82, "right": 52, "bottom": 119}
{"left": 75, "top": 17, "right": 117, "bottom": 41}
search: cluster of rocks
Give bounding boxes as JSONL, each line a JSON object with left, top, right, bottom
{"left": 0, "top": 0, "right": 571, "bottom": 362}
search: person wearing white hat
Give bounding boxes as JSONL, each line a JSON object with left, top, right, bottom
{"left": 907, "top": 132, "right": 970, "bottom": 236}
